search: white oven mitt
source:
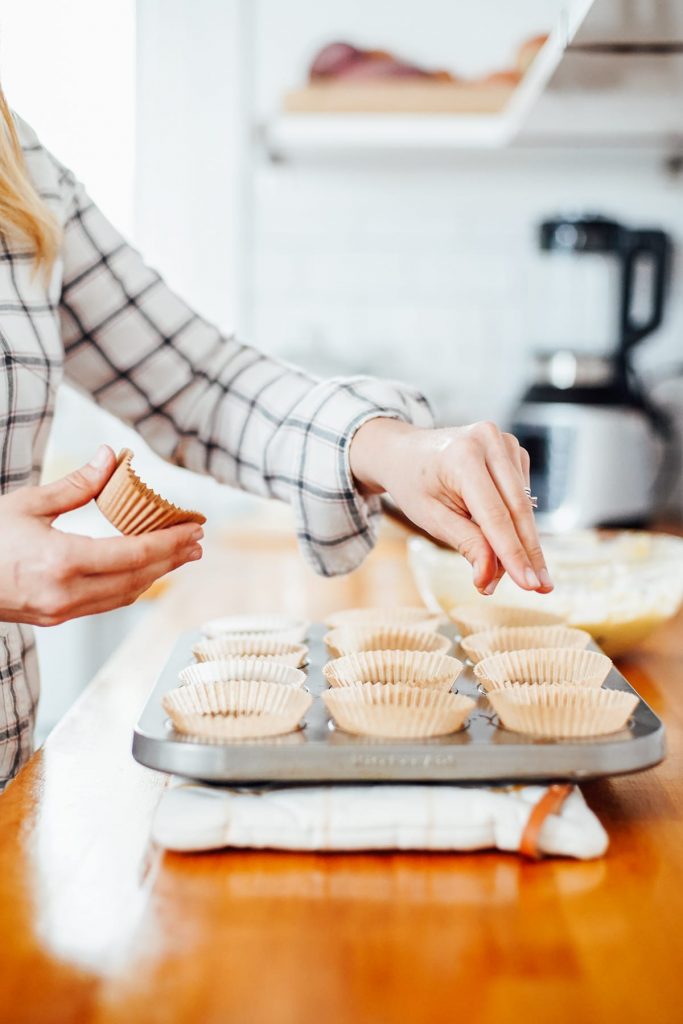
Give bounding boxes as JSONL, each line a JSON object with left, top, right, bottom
{"left": 151, "top": 782, "right": 608, "bottom": 859}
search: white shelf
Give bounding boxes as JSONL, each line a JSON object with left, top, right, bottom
{"left": 264, "top": 112, "right": 514, "bottom": 153}
{"left": 262, "top": 0, "right": 595, "bottom": 158}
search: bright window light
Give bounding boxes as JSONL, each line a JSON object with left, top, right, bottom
{"left": 0, "top": 0, "right": 136, "bottom": 235}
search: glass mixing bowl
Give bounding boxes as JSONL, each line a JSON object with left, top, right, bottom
{"left": 408, "top": 530, "right": 683, "bottom": 657}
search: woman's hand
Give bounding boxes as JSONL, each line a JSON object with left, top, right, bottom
{"left": 349, "top": 418, "right": 552, "bottom": 596}
{"left": 0, "top": 445, "right": 203, "bottom": 627}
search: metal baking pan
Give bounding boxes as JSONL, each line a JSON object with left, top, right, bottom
{"left": 132, "top": 626, "right": 665, "bottom": 783}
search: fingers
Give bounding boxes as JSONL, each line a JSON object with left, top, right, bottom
{"left": 78, "top": 547, "right": 202, "bottom": 610}
{"left": 494, "top": 433, "right": 552, "bottom": 593}
{"left": 29, "top": 445, "right": 117, "bottom": 519}
{"left": 66, "top": 522, "right": 204, "bottom": 576}
{"left": 37, "top": 541, "right": 203, "bottom": 625}
{"left": 33, "top": 523, "right": 203, "bottom": 626}
{"left": 516, "top": 437, "right": 532, "bottom": 490}
{"left": 481, "top": 431, "right": 529, "bottom": 598}
{"left": 484, "top": 555, "right": 506, "bottom": 598}
{"left": 458, "top": 445, "right": 546, "bottom": 592}
{"left": 419, "top": 498, "right": 499, "bottom": 594}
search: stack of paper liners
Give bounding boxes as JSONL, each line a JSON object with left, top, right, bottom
{"left": 449, "top": 603, "right": 564, "bottom": 637}
{"left": 474, "top": 647, "right": 612, "bottom": 692}
{"left": 324, "top": 625, "right": 451, "bottom": 659}
{"left": 325, "top": 606, "right": 443, "bottom": 632}
{"left": 323, "top": 650, "right": 463, "bottom": 691}
{"left": 178, "top": 658, "right": 306, "bottom": 689}
{"left": 192, "top": 635, "right": 308, "bottom": 668}
{"left": 488, "top": 684, "right": 638, "bottom": 738}
{"left": 323, "top": 683, "right": 475, "bottom": 738}
{"left": 96, "top": 448, "right": 206, "bottom": 535}
{"left": 163, "top": 679, "right": 312, "bottom": 739}
{"left": 461, "top": 624, "right": 592, "bottom": 664}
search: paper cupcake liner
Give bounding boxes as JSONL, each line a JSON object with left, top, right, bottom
{"left": 323, "top": 625, "right": 451, "bottom": 659}
{"left": 461, "top": 625, "right": 593, "bottom": 664}
{"left": 448, "top": 603, "right": 565, "bottom": 637}
{"left": 323, "top": 650, "right": 464, "bottom": 691}
{"left": 474, "top": 647, "right": 612, "bottom": 692}
{"left": 323, "top": 682, "right": 475, "bottom": 738}
{"left": 162, "top": 678, "right": 312, "bottom": 739}
{"left": 96, "top": 448, "right": 205, "bottom": 535}
{"left": 325, "top": 606, "right": 444, "bottom": 632}
{"left": 200, "top": 614, "right": 310, "bottom": 644}
{"left": 488, "top": 683, "right": 638, "bottom": 738}
{"left": 178, "top": 658, "right": 306, "bottom": 689}
{"left": 192, "top": 636, "right": 308, "bottom": 668}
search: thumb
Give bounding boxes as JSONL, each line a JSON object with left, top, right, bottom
{"left": 34, "top": 445, "right": 117, "bottom": 519}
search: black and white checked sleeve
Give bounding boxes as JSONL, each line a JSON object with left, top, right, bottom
{"left": 57, "top": 171, "right": 433, "bottom": 575}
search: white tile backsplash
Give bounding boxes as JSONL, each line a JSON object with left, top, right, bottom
{"left": 247, "top": 150, "right": 683, "bottom": 441}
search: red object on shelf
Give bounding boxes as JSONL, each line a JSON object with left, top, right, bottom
{"left": 309, "top": 41, "right": 457, "bottom": 84}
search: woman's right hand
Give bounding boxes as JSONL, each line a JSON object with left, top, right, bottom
{"left": 0, "top": 445, "right": 203, "bottom": 627}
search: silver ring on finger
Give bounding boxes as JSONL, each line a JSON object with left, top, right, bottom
{"left": 523, "top": 486, "right": 538, "bottom": 508}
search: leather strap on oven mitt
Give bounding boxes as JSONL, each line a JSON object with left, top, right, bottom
{"left": 151, "top": 782, "right": 608, "bottom": 859}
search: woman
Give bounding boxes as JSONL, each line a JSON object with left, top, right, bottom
{"left": 0, "top": 92, "right": 551, "bottom": 784}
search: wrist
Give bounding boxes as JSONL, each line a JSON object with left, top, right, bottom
{"left": 349, "top": 417, "right": 416, "bottom": 495}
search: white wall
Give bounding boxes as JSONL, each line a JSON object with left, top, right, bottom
{"left": 0, "top": 0, "right": 136, "bottom": 234}
{"left": 249, "top": 148, "right": 683, "bottom": 424}
{"left": 135, "top": 0, "right": 248, "bottom": 331}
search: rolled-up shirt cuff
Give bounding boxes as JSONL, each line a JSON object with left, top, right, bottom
{"left": 266, "top": 376, "right": 433, "bottom": 576}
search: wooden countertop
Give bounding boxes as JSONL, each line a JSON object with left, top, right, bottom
{"left": 1, "top": 527, "right": 682, "bottom": 1024}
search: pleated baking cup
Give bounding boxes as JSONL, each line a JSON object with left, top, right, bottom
{"left": 192, "top": 635, "right": 308, "bottom": 668}
{"left": 323, "top": 625, "right": 451, "bottom": 659}
{"left": 178, "top": 658, "right": 306, "bottom": 689}
{"left": 323, "top": 650, "right": 464, "bottom": 691}
{"left": 323, "top": 682, "right": 475, "bottom": 738}
{"left": 474, "top": 647, "right": 612, "bottom": 692}
{"left": 488, "top": 683, "right": 638, "bottom": 738}
{"left": 325, "top": 606, "right": 444, "bottom": 632}
{"left": 461, "top": 625, "right": 593, "bottom": 664}
{"left": 162, "top": 678, "right": 313, "bottom": 739}
{"left": 95, "top": 448, "right": 206, "bottom": 535}
{"left": 448, "top": 603, "right": 565, "bottom": 637}
{"left": 200, "top": 614, "right": 310, "bottom": 644}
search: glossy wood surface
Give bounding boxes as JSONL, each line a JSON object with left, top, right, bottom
{"left": 1, "top": 525, "right": 682, "bottom": 1024}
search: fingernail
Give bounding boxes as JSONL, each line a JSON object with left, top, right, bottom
{"left": 483, "top": 579, "right": 498, "bottom": 596}
{"left": 525, "top": 567, "right": 541, "bottom": 589}
{"left": 191, "top": 527, "right": 204, "bottom": 541}
{"left": 89, "top": 445, "right": 110, "bottom": 470}
{"left": 188, "top": 546, "right": 202, "bottom": 561}
{"left": 472, "top": 561, "right": 480, "bottom": 583}
{"left": 538, "top": 568, "right": 553, "bottom": 590}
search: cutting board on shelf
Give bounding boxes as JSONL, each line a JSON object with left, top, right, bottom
{"left": 283, "top": 81, "right": 517, "bottom": 115}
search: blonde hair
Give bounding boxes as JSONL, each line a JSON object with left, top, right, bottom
{"left": 0, "top": 86, "right": 60, "bottom": 270}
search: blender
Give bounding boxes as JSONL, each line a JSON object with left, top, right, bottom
{"left": 511, "top": 214, "right": 671, "bottom": 531}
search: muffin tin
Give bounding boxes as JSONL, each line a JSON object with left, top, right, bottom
{"left": 132, "top": 624, "right": 665, "bottom": 783}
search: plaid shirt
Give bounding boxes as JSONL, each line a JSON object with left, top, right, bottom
{"left": 0, "top": 116, "right": 432, "bottom": 784}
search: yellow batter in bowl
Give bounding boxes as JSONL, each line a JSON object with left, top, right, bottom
{"left": 408, "top": 530, "right": 683, "bottom": 657}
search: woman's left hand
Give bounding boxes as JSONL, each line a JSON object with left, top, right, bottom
{"left": 349, "top": 418, "right": 552, "bottom": 597}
